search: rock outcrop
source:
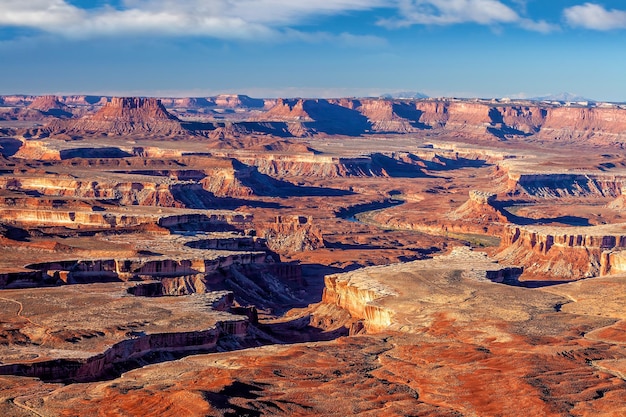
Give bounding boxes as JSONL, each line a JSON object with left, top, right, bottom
{"left": 251, "top": 155, "right": 383, "bottom": 177}
{"left": 28, "top": 95, "right": 72, "bottom": 117}
{"left": 497, "top": 223, "right": 626, "bottom": 279}
{"left": 23, "top": 251, "right": 268, "bottom": 287}
{"left": 505, "top": 171, "right": 626, "bottom": 198}
{"left": 213, "top": 94, "right": 265, "bottom": 109}
{"left": 322, "top": 270, "right": 397, "bottom": 332}
{"left": 5, "top": 94, "right": 626, "bottom": 141}
{"left": 257, "top": 215, "right": 324, "bottom": 253}
{"left": 445, "top": 191, "right": 509, "bottom": 236}
{"left": 254, "top": 98, "right": 626, "bottom": 141}
{"left": 608, "top": 189, "right": 626, "bottom": 210}
{"left": 0, "top": 287, "right": 250, "bottom": 383}
{"left": 0, "top": 173, "right": 269, "bottom": 211}
{"left": 44, "top": 97, "right": 188, "bottom": 136}
{"left": 321, "top": 247, "right": 523, "bottom": 332}
{"left": 158, "top": 97, "right": 214, "bottom": 109}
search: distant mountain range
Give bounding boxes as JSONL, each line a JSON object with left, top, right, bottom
{"left": 529, "top": 92, "right": 596, "bottom": 102}
{"left": 380, "top": 91, "right": 429, "bottom": 100}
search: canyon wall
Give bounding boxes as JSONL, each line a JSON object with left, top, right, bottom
{"left": 497, "top": 224, "right": 626, "bottom": 278}
{"left": 320, "top": 248, "right": 524, "bottom": 333}
{"left": 256, "top": 215, "right": 324, "bottom": 253}
{"left": 255, "top": 98, "right": 626, "bottom": 141}
{"left": 0, "top": 291, "right": 250, "bottom": 383}
{"left": 0, "top": 206, "right": 249, "bottom": 230}
{"left": 505, "top": 171, "right": 626, "bottom": 198}
{"left": 444, "top": 191, "right": 509, "bottom": 236}
{"left": 6, "top": 94, "right": 626, "bottom": 141}
{"left": 0, "top": 172, "right": 274, "bottom": 211}
{"left": 26, "top": 252, "right": 268, "bottom": 284}
{"left": 232, "top": 154, "right": 386, "bottom": 178}
{"left": 322, "top": 271, "right": 396, "bottom": 333}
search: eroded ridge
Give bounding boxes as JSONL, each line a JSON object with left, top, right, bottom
{"left": 0, "top": 286, "right": 247, "bottom": 382}
{"left": 498, "top": 223, "right": 626, "bottom": 279}
{"left": 3, "top": 94, "right": 626, "bottom": 416}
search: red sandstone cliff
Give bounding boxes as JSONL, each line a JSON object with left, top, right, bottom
{"left": 496, "top": 223, "right": 626, "bottom": 279}
{"left": 213, "top": 94, "right": 265, "bottom": 108}
{"left": 28, "top": 95, "right": 65, "bottom": 111}
{"left": 446, "top": 190, "right": 509, "bottom": 235}
{"left": 540, "top": 107, "right": 626, "bottom": 141}
{"left": 6, "top": 94, "right": 626, "bottom": 142}
{"left": 92, "top": 97, "right": 178, "bottom": 122}
{"left": 256, "top": 215, "right": 324, "bottom": 253}
{"left": 256, "top": 98, "right": 626, "bottom": 142}
{"left": 44, "top": 97, "right": 188, "bottom": 136}
{"left": 259, "top": 99, "right": 313, "bottom": 122}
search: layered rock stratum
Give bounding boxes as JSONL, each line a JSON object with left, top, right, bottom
{"left": 44, "top": 97, "right": 188, "bottom": 136}
{"left": 5, "top": 94, "right": 624, "bottom": 142}
{"left": 1, "top": 94, "right": 626, "bottom": 416}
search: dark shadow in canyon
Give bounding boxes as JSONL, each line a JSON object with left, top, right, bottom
{"left": 392, "top": 103, "right": 433, "bottom": 130}
{"left": 494, "top": 202, "right": 592, "bottom": 227}
{"left": 370, "top": 154, "right": 436, "bottom": 178}
{"left": 0, "top": 137, "right": 22, "bottom": 157}
{"left": 59, "top": 147, "right": 133, "bottom": 159}
{"left": 303, "top": 100, "right": 372, "bottom": 136}
{"left": 335, "top": 199, "right": 405, "bottom": 221}
{"left": 515, "top": 279, "right": 578, "bottom": 289}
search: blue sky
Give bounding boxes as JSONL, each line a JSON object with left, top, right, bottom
{"left": 0, "top": 0, "right": 625, "bottom": 101}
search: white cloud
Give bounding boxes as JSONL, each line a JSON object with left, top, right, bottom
{"left": 0, "top": 0, "right": 86, "bottom": 29}
{"left": 564, "top": 3, "right": 626, "bottom": 31}
{"left": 0, "top": 0, "right": 390, "bottom": 40}
{"left": 379, "top": 0, "right": 557, "bottom": 32}
{"left": 519, "top": 18, "right": 558, "bottom": 34}
{"left": 0, "top": 0, "right": 561, "bottom": 40}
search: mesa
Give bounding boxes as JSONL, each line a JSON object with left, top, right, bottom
{"left": 1, "top": 94, "right": 626, "bottom": 416}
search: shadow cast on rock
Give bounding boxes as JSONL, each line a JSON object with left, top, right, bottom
{"left": 493, "top": 202, "right": 591, "bottom": 227}
{"left": 171, "top": 185, "right": 284, "bottom": 210}
{"left": 60, "top": 147, "right": 133, "bottom": 160}
{"left": 303, "top": 100, "right": 372, "bottom": 136}
{"left": 232, "top": 161, "right": 354, "bottom": 197}
{"left": 371, "top": 154, "right": 436, "bottom": 178}
{"left": 0, "top": 137, "right": 23, "bottom": 157}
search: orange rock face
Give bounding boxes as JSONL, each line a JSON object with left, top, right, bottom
{"left": 93, "top": 97, "right": 178, "bottom": 122}
{"left": 2, "top": 94, "right": 626, "bottom": 416}
{"left": 497, "top": 223, "right": 626, "bottom": 280}
{"left": 28, "top": 96, "right": 69, "bottom": 113}
{"left": 44, "top": 97, "right": 187, "bottom": 136}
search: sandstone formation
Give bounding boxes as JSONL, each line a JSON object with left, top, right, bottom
{"left": 4, "top": 94, "right": 626, "bottom": 143}
{"left": 0, "top": 284, "right": 249, "bottom": 382}
{"left": 213, "top": 94, "right": 265, "bottom": 109}
{"left": 497, "top": 223, "right": 626, "bottom": 279}
{"left": 44, "top": 97, "right": 188, "bottom": 136}
{"left": 256, "top": 215, "right": 325, "bottom": 253}
{"left": 158, "top": 97, "right": 214, "bottom": 109}
{"left": 502, "top": 169, "right": 626, "bottom": 198}
{"left": 231, "top": 153, "right": 388, "bottom": 178}
{"left": 323, "top": 247, "right": 523, "bottom": 331}
{"left": 250, "top": 97, "right": 626, "bottom": 141}
{"left": 446, "top": 190, "right": 509, "bottom": 235}
{"left": 608, "top": 189, "right": 626, "bottom": 210}
{"left": 28, "top": 95, "right": 71, "bottom": 116}
{"left": 22, "top": 248, "right": 626, "bottom": 416}
{"left": 3, "top": 94, "right": 626, "bottom": 416}
{"left": 1, "top": 94, "right": 107, "bottom": 107}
